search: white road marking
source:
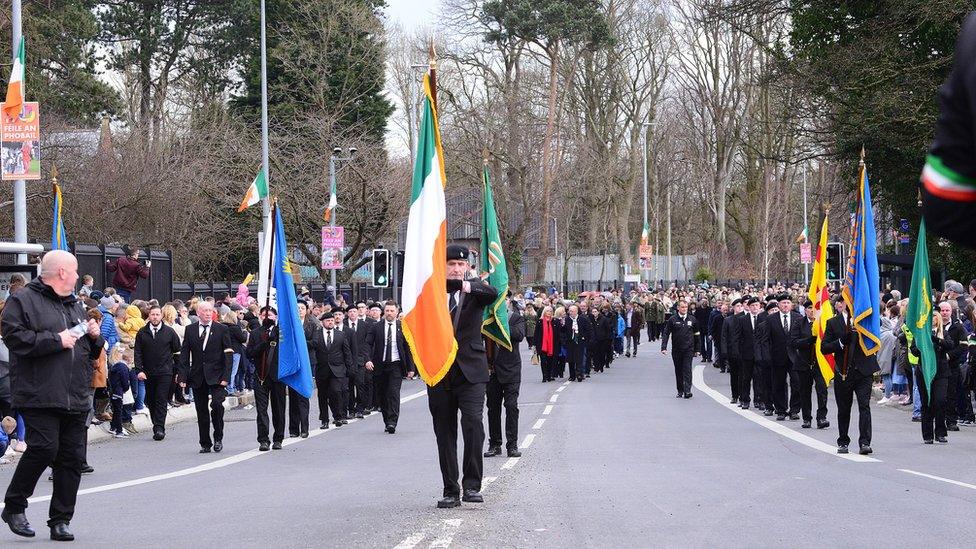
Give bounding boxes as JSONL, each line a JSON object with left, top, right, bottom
{"left": 899, "top": 469, "right": 976, "bottom": 491}
{"left": 502, "top": 457, "right": 520, "bottom": 469}
{"left": 429, "top": 519, "right": 463, "bottom": 549}
{"left": 561, "top": 381, "right": 570, "bottom": 387}
{"left": 521, "top": 434, "right": 536, "bottom": 448}
{"left": 549, "top": 394, "right": 559, "bottom": 403}
{"left": 394, "top": 533, "right": 426, "bottom": 549}
{"left": 542, "top": 405, "right": 553, "bottom": 415}
{"left": 555, "top": 386, "right": 566, "bottom": 393}
{"left": 482, "top": 476, "right": 498, "bottom": 492}
{"left": 532, "top": 419, "right": 546, "bottom": 430}
{"left": 0, "top": 389, "right": 431, "bottom": 511}
{"left": 691, "top": 365, "right": 880, "bottom": 463}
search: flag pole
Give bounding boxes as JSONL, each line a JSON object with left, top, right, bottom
{"left": 428, "top": 39, "right": 438, "bottom": 109}
{"left": 259, "top": 0, "right": 271, "bottom": 226}
{"left": 264, "top": 200, "right": 277, "bottom": 311}
{"left": 11, "top": 0, "right": 26, "bottom": 264}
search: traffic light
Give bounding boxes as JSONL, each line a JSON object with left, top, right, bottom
{"left": 372, "top": 249, "right": 389, "bottom": 288}
{"left": 826, "top": 242, "right": 844, "bottom": 282}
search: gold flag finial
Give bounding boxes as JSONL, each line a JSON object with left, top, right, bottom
{"left": 859, "top": 146, "right": 865, "bottom": 165}
{"left": 429, "top": 39, "right": 437, "bottom": 69}
{"left": 50, "top": 163, "right": 59, "bottom": 183}
{"left": 482, "top": 148, "right": 489, "bottom": 165}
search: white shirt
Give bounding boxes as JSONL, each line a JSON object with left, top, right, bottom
{"left": 383, "top": 320, "right": 401, "bottom": 362}
{"left": 322, "top": 327, "right": 334, "bottom": 346}
{"left": 781, "top": 313, "right": 790, "bottom": 331}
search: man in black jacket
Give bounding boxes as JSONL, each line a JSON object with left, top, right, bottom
{"left": 720, "top": 299, "right": 743, "bottom": 404}
{"left": 134, "top": 306, "right": 181, "bottom": 440}
{"left": 733, "top": 298, "right": 762, "bottom": 409}
{"left": 484, "top": 304, "right": 525, "bottom": 458}
{"left": 820, "top": 296, "right": 880, "bottom": 455}
{"left": 310, "top": 313, "right": 354, "bottom": 428}
{"left": 789, "top": 300, "right": 830, "bottom": 429}
{"left": 767, "top": 295, "right": 802, "bottom": 420}
{"left": 1, "top": 250, "right": 104, "bottom": 541}
{"left": 246, "top": 307, "right": 287, "bottom": 451}
{"left": 661, "top": 300, "right": 700, "bottom": 398}
{"left": 365, "top": 302, "right": 415, "bottom": 432}
{"left": 562, "top": 304, "right": 589, "bottom": 382}
{"left": 333, "top": 308, "right": 360, "bottom": 420}
{"left": 178, "top": 301, "right": 234, "bottom": 454}
{"left": 429, "top": 244, "right": 498, "bottom": 509}
{"left": 940, "top": 301, "right": 969, "bottom": 431}
{"left": 345, "top": 305, "right": 370, "bottom": 418}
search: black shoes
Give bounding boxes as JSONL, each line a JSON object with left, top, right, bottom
{"left": 801, "top": 421, "right": 811, "bottom": 428}
{"left": 507, "top": 448, "right": 522, "bottom": 458}
{"left": 947, "top": 424, "right": 960, "bottom": 432}
{"left": 259, "top": 442, "right": 271, "bottom": 451}
{"left": 683, "top": 393, "right": 693, "bottom": 399}
{"left": 355, "top": 412, "right": 365, "bottom": 419}
{"left": 199, "top": 447, "right": 212, "bottom": 454}
{"left": 789, "top": 414, "right": 800, "bottom": 421}
{"left": 764, "top": 410, "right": 775, "bottom": 417}
{"left": 676, "top": 393, "right": 683, "bottom": 398}
{"left": 923, "top": 439, "right": 934, "bottom": 445}
{"left": 50, "top": 522, "right": 73, "bottom": 542}
{"left": 484, "top": 446, "right": 502, "bottom": 457}
{"left": 214, "top": 441, "right": 223, "bottom": 453}
{"left": 80, "top": 463, "right": 95, "bottom": 474}
{"left": 936, "top": 436, "right": 948, "bottom": 444}
{"left": 320, "top": 422, "right": 330, "bottom": 430}
{"left": 837, "top": 445, "right": 849, "bottom": 454}
{"left": 300, "top": 432, "right": 309, "bottom": 438}
{"left": 437, "top": 495, "right": 461, "bottom": 509}
{"left": 729, "top": 398, "right": 738, "bottom": 405}
{"left": 385, "top": 425, "right": 396, "bottom": 434}
{"left": 153, "top": 429, "right": 165, "bottom": 441}
{"left": 1, "top": 509, "right": 35, "bottom": 538}
{"left": 859, "top": 445, "right": 873, "bottom": 455}
{"left": 776, "top": 414, "right": 786, "bottom": 421}
{"left": 462, "top": 490, "right": 484, "bottom": 503}
{"left": 817, "top": 420, "right": 830, "bottom": 429}
{"left": 272, "top": 442, "right": 282, "bottom": 450}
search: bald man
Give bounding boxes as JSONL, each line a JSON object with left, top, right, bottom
{"left": 178, "top": 301, "right": 234, "bottom": 453}
{"left": 1, "top": 250, "right": 104, "bottom": 541}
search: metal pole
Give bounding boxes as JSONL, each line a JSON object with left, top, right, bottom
{"left": 329, "top": 154, "right": 337, "bottom": 289}
{"left": 666, "top": 183, "right": 672, "bottom": 283}
{"left": 12, "top": 0, "right": 26, "bottom": 264}
{"left": 259, "top": 0, "right": 270, "bottom": 224}
{"left": 642, "top": 122, "right": 649, "bottom": 283}
{"left": 802, "top": 168, "right": 809, "bottom": 286}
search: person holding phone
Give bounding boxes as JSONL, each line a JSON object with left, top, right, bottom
{"left": 106, "top": 246, "right": 150, "bottom": 304}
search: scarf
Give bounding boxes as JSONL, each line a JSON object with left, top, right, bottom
{"left": 542, "top": 318, "right": 554, "bottom": 356}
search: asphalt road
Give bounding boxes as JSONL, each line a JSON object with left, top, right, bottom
{"left": 1, "top": 343, "right": 976, "bottom": 548}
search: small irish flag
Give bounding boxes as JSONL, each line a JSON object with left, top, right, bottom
{"left": 4, "top": 38, "right": 25, "bottom": 119}
{"left": 238, "top": 167, "right": 268, "bottom": 212}
{"left": 324, "top": 176, "right": 337, "bottom": 221}
{"left": 640, "top": 221, "right": 649, "bottom": 246}
{"left": 795, "top": 226, "right": 808, "bottom": 243}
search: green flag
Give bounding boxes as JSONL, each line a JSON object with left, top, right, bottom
{"left": 480, "top": 165, "right": 511, "bottom": 351}
{"left": 906, "top": 220, "right": 936, "bottom": 396}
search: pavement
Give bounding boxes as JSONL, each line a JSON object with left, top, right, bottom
{"left": 0, "top": 344, "right": 975, "bottom": 548}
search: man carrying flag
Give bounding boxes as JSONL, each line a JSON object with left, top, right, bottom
{"left": 401, "top": 63, "right": 497, "bottom": 509}
{"left": 821, "top": 159, "right": 880, "bottom": 456}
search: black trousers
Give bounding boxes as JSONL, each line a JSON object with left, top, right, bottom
{"left": 4, "top": 409, "right": 87, "bottom": 526}
{"left": 702, "top": 336, "right": 713, "bottom": 361}
{"left": 834, "top": 368, "right": 873, "bottom": 447}
{"left": 713, "top": 341, "right": 724, "bottom": 371}
{"left": 540, "top": 354, "right": 556, "bottom": 381}
{"left": 374, "top": 361, "right": 404, "bottom": 427}
{"left": 144, "top": 374, "right": 172, "bottom": 434}
{"left": 626, "top": 329, "right": 641, "bottom": 353}
{"left": 917, "top": 369, "right": 948, "bottom": 441}
{"left": 428, "top": 367, "right": 486, "bottom": 497}
{"left": 361, "top": 368, "right": 374, "bottom": 412}
{"left": 791, "top": 369, "right": 828, "bottom": 422}
{"left": 759, "top": 361, "right": 773, "bottom": 409}
{"left": 770, "top": 363, "right": 790, "bottom": 414}
{"left": 192, "top": 384, "right": 227, "bottom": 448}
{"left": 946, "top": 365, "right": 961, "bottom": 426}
{"left": 255, "top": 378, "right": 286, "bottom": 444}
{"left": 287, "top": 387, "right": 309, "bottom": 436}
{"left": 486, "top": 376, "right": 519, "bottom": 450}
{"left": 316, "top": 374, "right": 346, "bottom": 423}
{"left": 671, "top": 351, "right": 693, "bottom": 394}
{"left": 727, "top": 356, "right": 739, "bottom": 401}
{"left": 347, "top": 364, "right": 366, "bottom": 414}
{"left": 738, "top": 358, "right": 754, "bottom": 405}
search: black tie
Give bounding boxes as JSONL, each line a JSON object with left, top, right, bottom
{"left": 326, "top": 329, "right": 332, "bottom": 347}
{"left": 151, "top": 326, "right": 157, "bottom": 339}
{"left": 385, "top": 322, "right": 393, "bottom": 363}
{"left": 449, "top": 292, "right": 457, "bottom": 312}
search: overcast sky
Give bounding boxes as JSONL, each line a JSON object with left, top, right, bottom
{"left": 384, "top": 0, "right": 438, "bottom": 30}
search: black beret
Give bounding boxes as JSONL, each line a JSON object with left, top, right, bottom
{"left": 90, "top": 290, "right": 104, "bottom": 300}
{"left": 368, "top": 302, "right": 382, "bottom": 310}
{"left": 260, "top": 306, "right": 277, "bottom": 315}
{"left": 346, "top": 305, "right": 357, "bottom": 312}
{"left": 446, "top": 243, "right": 470, "bottom": 261}
{"left": 777, "top": 294, "right": 792, "bottom": 302}
{"left": 730, "top": 298, "right": 742, "bottom": 306}
{"left": 747, "top": 297, "right": 760, "bottom": 305}
{"left": 318, "top": 312, "right": 334, "bottom": 321}
{"left": 765, "top": 302, "right": 779, "bottom": 312}
{"left": 803, "top": 299, "right": 814, "bottom": 308}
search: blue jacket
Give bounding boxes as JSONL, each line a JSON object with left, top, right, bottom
{"left": 108, "top": 362, "right": 130, "bottom": 398}
{"left": 99, "top": 306, "right": 119, "bottom": 348}
{"left": 616, "top": 315, "right": 626, "bottom": 338}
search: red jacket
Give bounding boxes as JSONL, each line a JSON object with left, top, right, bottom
{"left": 107, "top": 256, "right": 150, "bottom": 292}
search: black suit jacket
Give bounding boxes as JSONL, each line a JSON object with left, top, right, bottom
{"left": 820, "top": 314, "right": 881, "bottom": 377}
{"left": 560, "top": 315, "right": 588, "bottom": 365}
{"left": 447, "top": 277, "right": 499, "bottom": 384}
{"left": 767, "top": 311, "right": 802, "bottom": 367}
{"left": 335, "top": 322, "right": 359, "bottom": 369}
{"left": 661, "top": 314, "right": 700, "bottom": 353}
{"left": 309, "top": 327, "right": 353, "bottom": 379}
{"left": 734, "top": 313, "right": 759, "bottom": 361}
{"left": 179, "top": 321, "right": 233, "bottom": 387}
{"left": 789, "top": 316, "right": 817, "bottom": 372}
{"left": 133, "top": 323, "right": 181, "bottom": 377}
{"left": 345, "top": 319, "right": 370, "bottom": 366}
{"left": 366, "top": 319, "right": 415, "bottom": 375}
{"left": 489, "top": 312, "right": 524, "bottom": 385}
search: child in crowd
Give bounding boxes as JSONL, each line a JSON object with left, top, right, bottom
{"left": 108, "top": 344, "right": 132, "bottom": 438}
{"left": 78, "top": 275, "right": 95, "bottom": 297}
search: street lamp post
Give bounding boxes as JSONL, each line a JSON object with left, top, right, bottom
{"left": 329, "top": 147, "right": 356, "bottom": 290}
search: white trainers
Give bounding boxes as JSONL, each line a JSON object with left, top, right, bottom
{"left": 878, "top": 397, "right": 889, "bottom": 405}
{"left": 114, "top": 431, "right": 130, "bottom": 438}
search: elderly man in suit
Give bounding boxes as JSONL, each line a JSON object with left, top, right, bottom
{"left": 429, "top": 244, "right": 498, "bottom": 509}
{"left": 484, "top": 299, "right": 526, "bottom": 459}
{"left": 310, "top": 313, "right": 354, "bottom": 429}
{"left": 178, "top": 301, "right": 233, "bottom": 454}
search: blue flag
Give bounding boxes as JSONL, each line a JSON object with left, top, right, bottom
{"left": 52, "top": 182, "right": 68, "bottom": 251}
{"left": 271, "top": 205, "right": 314, "bottom": 398}
{"left": 842, "top": 160, "right": 881, "bottom": 355}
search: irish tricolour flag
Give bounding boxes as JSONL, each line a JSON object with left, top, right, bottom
{"left": 401, "top": 73, "right": 457, "bottom": 387}
{"left": 238, "top": 167, "right": 268, "bottom": 212}
{"left": 4, "top": 37, "right": 25, "bottom": 119}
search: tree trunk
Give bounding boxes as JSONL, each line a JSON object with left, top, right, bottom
{"left": 534, "top": 41, "right": 560, "bottom": 282}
